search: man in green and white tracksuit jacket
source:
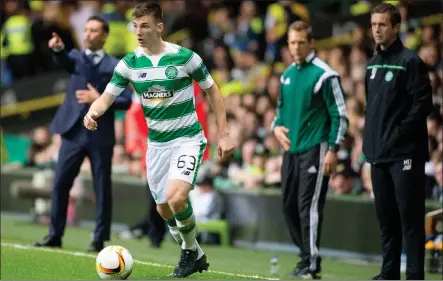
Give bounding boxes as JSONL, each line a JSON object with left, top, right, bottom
{"left": 272, "top": 21, "right": 348, "bottom": 279}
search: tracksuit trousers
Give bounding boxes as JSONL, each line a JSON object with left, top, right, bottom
{"left": 371, "top": 158, "right": 426, "bottom": 280}
{"left": 281, "top": 142, "right": 329, "bottom": 272}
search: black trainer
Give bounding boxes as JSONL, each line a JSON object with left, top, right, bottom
{"left": 193, "top": 254, "right": 209, "bottom": 273}
{"left": 169, "top": 254, "right": 209, "bottom": 277}
{"left": 172, "top": 249, "right": 198, "bottom": 278}
{"left": 32, "top": 235, "right": 62, "bottom": 248}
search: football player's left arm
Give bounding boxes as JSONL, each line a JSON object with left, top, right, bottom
{"left": 188, "top": 53, "right": 228, "bottom": 136}
{"left": 203, "top": 83, "right": 236, "bottom": 159}
{"left": 203, "top": 83, "right": 229, "bottom": 137}
{"left": 188, "top": 53, "right": 236, "bottom": 159}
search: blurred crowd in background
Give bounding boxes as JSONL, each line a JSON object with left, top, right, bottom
{"left": 2, "top": 0, "right": 442, "bottom": 202}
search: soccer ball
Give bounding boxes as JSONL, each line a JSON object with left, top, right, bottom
{"left": 96, "top": 245, "right": 134, "bottom": 280}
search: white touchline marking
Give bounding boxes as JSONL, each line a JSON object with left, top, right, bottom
{"left": 1, "top": 242, "right": 278, "bottom": 280}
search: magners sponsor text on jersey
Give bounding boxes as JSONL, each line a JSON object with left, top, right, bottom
{"left": 142, "top": 91, "right": 173, "bottom": 100}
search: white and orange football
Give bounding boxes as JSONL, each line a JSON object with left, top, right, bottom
{"left": 95, "top": 246, "right": 134, "bottom": 280}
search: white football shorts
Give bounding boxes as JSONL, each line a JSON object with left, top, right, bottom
{"left": 146, "top": 141, "right": 207, "bottom": 204}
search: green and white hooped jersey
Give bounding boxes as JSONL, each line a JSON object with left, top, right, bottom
{"left": 105, "top": 42, "right": 213, "bottom": 148}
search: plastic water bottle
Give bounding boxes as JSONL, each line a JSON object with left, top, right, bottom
{"left": 270, "top": 256, "right": 279, "bottom": 276}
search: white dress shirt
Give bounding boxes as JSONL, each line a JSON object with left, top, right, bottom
{"left": 84, "top": 48, "right": 105, "bottom": 65}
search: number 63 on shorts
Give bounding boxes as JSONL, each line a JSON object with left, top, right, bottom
{"left": 147, "top": 142, "right": 207, "bottom": 204}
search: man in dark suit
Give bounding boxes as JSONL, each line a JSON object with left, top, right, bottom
{"left": 33, "top": 16, "right": 132, "bottom": 252}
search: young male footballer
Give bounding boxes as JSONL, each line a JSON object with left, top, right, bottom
{"left": 83, "top": 2, "right": 235, "bottom": 278}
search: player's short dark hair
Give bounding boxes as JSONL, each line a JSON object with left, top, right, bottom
{"left": 132, "top": 1, "right": 163, "bottom": 23}
{"left": 371, "top": 3, "right": 401, "bottom": 27}
{"left": 288, "top": 21, "right": 313, "bottom": 41}
{"left": 87, "top": 15, "right": 109, "bottom": 34}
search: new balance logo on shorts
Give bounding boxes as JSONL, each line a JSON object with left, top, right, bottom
{"left": 181, "top": 170, "right": 191, "bottom": 176}
{"left": 138, "top": 72, "right": 147, "bottom": 78}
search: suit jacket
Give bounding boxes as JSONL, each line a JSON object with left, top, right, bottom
{"left": 50, "top": 48, "right": 132, "bottom": 146}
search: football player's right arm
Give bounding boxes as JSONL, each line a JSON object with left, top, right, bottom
{"left": 83, "top": 92, "right": 118, "bottom": 131}
{"left": 84, "top": 60, "right": 130, "bottom": 131}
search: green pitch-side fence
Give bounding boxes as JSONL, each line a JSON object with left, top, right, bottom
{"left": 1, "top": 168, "right": 440, "bottom": 258}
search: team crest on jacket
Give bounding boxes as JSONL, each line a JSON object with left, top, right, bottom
{"left": 385, "top": 71, "right": 393, "bottom": 82}
{"left": 165, "top": 66, "right": 178, "bottom": 79}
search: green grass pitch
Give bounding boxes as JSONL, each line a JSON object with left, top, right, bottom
{"left": 1, "top": 215, "right": 441, "bottom": 280}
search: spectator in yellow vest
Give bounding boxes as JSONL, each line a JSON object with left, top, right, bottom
{"left": 100, "top": 1, "right": 128, "bottom": 59}
{"left": 3, "top": 0, "right": 35, "bottom": 80}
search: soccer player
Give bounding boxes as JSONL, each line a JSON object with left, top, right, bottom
{"left": 272, "top": 21, "right": 347, "bottom": 279}
{"left": 83, "top": 2, "right": 235, "bottom": 278}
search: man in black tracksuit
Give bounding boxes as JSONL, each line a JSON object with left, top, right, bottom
{"left": 363, "top": 4, "right": 434, "bottom": 280}
{"left": 272, "top": 21, "right": 348, "bottom": 279}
